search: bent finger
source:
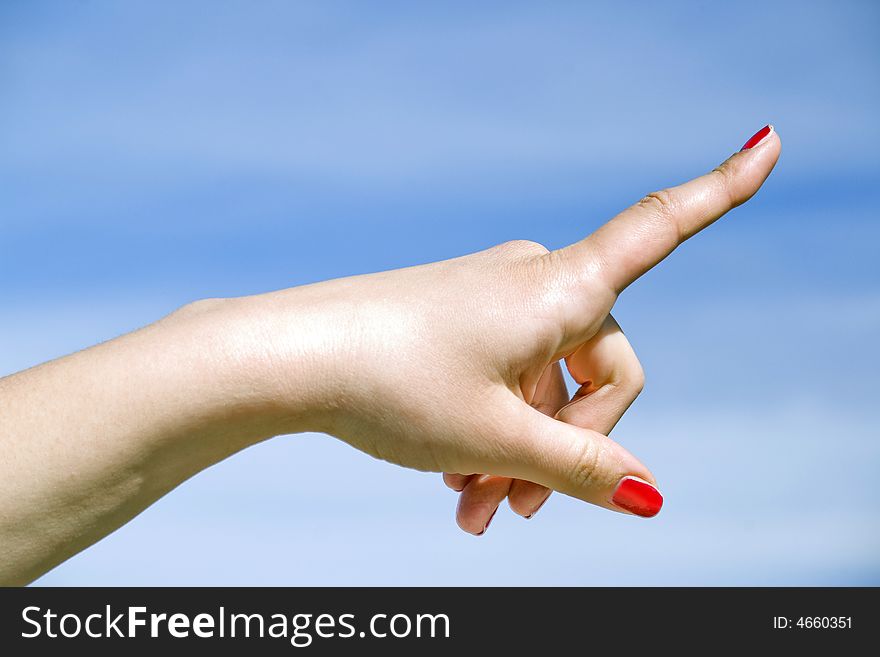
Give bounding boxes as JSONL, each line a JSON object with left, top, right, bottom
{"left": 456, "top": 474, "right": 512, "bottom": 536}
{"left": 558, "top": 314, "right": 644, "bottom": 433}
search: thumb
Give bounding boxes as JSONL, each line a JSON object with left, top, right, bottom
{"left": 506, "top": 403, "right": 663, "bottom": 518}
{"left": 559, "top": 124, "right": 781, "bottom": 296}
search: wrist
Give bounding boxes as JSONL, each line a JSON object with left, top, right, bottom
{"left": 169, "top": 292, "right": 342, "bottom": 441}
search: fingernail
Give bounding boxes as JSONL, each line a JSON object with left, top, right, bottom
{"left": 611, "top": 476, "right": 663, "bottom": 518}
{"left": 524, "top": 493, "right": 551, "bottom": 519}
{"left": 740, "top": 124, "right": 772, "bottom": 151}
{"left": 476, "top": 508, "right": 498, "bottom": 536}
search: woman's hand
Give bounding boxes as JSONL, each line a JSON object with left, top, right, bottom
{"left": 238, "top": 125, "right": 781, "bottom": 533}
{"left": 0, "top": 126, "right": 778, "bottom": 584}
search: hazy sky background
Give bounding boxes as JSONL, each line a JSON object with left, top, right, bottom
{"left": 2, "top": 0, "right": 878, "bottom": 585}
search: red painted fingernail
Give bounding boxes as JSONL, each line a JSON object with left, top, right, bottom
{"left": 611, "top": 477, "right": 663, "bottom": 518}
{"left": 740, "top": 124, "right": 772, "bottom": 151}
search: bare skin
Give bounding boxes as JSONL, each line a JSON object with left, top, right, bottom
{"left": 0, "top": 128, "right": 780, "bottom": 585}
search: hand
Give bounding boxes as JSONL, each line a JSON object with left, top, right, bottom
{"left": 442, "top": 314, "right": 644, "bottom": 533}
{"left": 0, "top": 125, "right": 779, "bottom": 583}
{"left": 240, "top": 125, "right": 780, "bottom": 533}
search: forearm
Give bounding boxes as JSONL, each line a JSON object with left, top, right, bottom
{"left": 0, "top": 297, "right": 314, "bottom": 585}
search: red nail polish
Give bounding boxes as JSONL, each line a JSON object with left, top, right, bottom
{"left": 740, "top": 124, "right": 772, "bottom": 151}
{"left": 611, "top": 477, "right": 663, "bottom": 518}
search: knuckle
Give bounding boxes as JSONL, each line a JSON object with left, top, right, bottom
{"left": 605, "top": 362, "right": 644, "bottom": 398}
{"left": 629, "top": 362, "right": 646, "bottom": 395}
{"left": 568, "top": 439, "right": 602, "bottom": 491}
{"left": 638, "top": 188, "right": 677, "bottom": 216}
{"left": 710, "top": 162, "right": 739, "bottom": 207}
{"left": 637, "top": 189, "right": 684, "bottom": 245}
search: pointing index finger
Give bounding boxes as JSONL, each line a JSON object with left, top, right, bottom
{"left": 561, "top": 125, "right": 781, "bottom": 294}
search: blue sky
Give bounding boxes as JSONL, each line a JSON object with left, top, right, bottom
{"left": 2, "top": 1, "right": 878, "bottom": 584}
